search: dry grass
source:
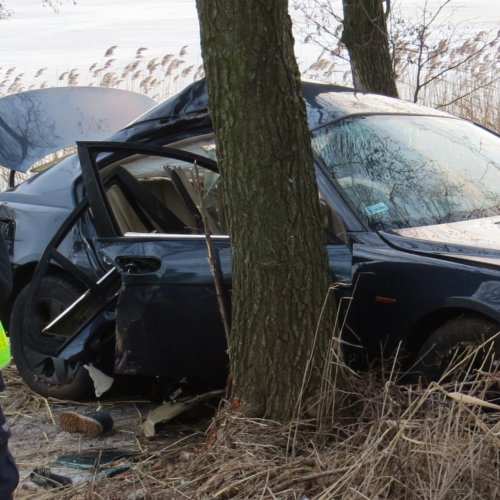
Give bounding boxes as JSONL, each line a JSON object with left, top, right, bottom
{"left": 153, "top": 374, "right": 500, "bottom": 499}
{"left": 2, "top": 364, "right": 499, "bottom": 499}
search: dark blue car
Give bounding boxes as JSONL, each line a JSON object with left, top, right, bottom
{"left": 1, "top": 80, "right": 499, "bottom": 400}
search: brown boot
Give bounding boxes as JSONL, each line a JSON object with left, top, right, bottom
{"left": 58, "top": 411, "right": 113, "bottom": 437}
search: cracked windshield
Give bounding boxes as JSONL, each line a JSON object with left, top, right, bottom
{"left": 313, "top": 115, "right": 500, "bottom": 230}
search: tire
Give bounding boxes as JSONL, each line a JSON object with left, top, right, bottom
{"left": 9, "top": 274, "right": 93, "bottom": 400}
{"left": 412, "top": 315, "right": 500, "bottom": 384}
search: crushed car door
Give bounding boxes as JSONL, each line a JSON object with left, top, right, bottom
{"left": 78, "top": 141, "right": 231, "bottom": 388}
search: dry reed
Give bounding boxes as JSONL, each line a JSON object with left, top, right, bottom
{"left": 0, "top": 44, "right": 201, "bottom": 104}
{"left": 2, "top": 362, "right": 499, "bottom": 499}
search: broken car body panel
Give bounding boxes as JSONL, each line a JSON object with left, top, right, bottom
{"left": 0, "top": 87, "right": 156, "bottom": 172}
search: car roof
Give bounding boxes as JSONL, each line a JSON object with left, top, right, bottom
{"left": 302, "top": 84, "right": 451, "bottom": 129}
{"left": 112, "top": 79, "right": 451, "bottom": 144}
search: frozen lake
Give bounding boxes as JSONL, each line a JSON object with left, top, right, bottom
{"left": 0, "top": 0, "right": 498, "bottom": 89}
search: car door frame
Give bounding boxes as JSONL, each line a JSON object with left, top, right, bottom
{"left": 24, "top": 142, "right": 227, "bottom": 382}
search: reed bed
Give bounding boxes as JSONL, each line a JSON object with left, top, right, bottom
{"left": 0, "top": 35, "right": 497, "bottom": 192}
{"left": 0, "top": 45, "right": 203, "bottom": 103}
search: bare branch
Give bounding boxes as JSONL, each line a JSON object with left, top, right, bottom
{"left": 435, "top": 75, "right": 500, "bottom": 109}
{"left": 192, "top": 163, "right": 231, "bottom": 340}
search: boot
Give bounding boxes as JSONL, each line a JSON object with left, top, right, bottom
{"left": 58, "top": 410, "right": 113, "bottom": 437}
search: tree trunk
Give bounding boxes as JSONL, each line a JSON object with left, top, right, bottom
{"left": 342, "top": 0, "right": 399, "bottom": 97}
{"left": 196, "top": 0, "right": 343, "bottom": 420}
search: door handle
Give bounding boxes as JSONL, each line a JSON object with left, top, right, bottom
{"left": 115, "top": 255, "right": 161, "bottom": 274}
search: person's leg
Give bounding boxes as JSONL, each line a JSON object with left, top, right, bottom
{"left": 0, "top": 405, "right": 19, "bottom": 500}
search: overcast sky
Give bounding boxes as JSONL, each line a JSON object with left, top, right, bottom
{"left": 1, "top": 0, "right": 498, "bottom": 89}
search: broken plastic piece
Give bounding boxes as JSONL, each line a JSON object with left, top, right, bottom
{"left": 143, "top": 389, "right": 223, "bottom": 437}
{"left": 98, "top": 464, "right": 131, "bottom": 478}
{"left": 84, "top": 364, "right": 115, "bottom": 397}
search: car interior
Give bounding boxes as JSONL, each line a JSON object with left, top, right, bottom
{"left": 96, "top": 133, "right": 347, "bottom": 245}
{"left": 101, "top": 153, "right": 226, "bottom": 237}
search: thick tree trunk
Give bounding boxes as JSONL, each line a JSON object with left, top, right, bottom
{"left": 196, "top": 0, "right": 342, "bottom": 420}
{"left": 342, "top": 0, "right": 399, "bottom": 97}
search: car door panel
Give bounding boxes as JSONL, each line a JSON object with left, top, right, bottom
{"left": 98, "top": 236, "right": 231, "bottom": 384}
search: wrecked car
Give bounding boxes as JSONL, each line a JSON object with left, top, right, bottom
{"left": 1, "top": 80, "right": 500, "bottom": 400}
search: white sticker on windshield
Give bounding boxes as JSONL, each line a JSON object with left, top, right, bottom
{"left": 338, "top": 176, "right": 353, "bottom": 188}
{"left": 364, "top": 202, "right": 389, "bottom": 217}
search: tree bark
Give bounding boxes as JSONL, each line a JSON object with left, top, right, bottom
{"left": 196, "top": 0, "right": 342, "bottom": 420}
{"left": 341, "top": 0, "right": 399, "bottom": 97}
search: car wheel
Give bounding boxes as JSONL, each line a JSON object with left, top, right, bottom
{"left": 9, "top": 274, "right": 93, "bottom": 400}
{"left": 412, "top": 315, "right": 500, "bottom": 384}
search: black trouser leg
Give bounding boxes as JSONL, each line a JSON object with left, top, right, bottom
{"left": 0, "top": 405, "right": 19, "bottom": 500}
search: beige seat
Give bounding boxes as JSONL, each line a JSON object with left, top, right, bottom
{"left": 107, "top": 184, "right": 150, "bottom": 233}
{"left": 105, "top": 166, "right": 191, "bottom": 235}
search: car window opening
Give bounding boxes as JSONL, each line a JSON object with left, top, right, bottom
{"left": 100, "top": 154, "right": 228, "bottom": 236}
{"left": 168, "top": 133, "right": 348, "bottom": 243}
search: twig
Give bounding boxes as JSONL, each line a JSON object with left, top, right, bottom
{"left": 191, "top": 162, "right": 231, "bottom": 340}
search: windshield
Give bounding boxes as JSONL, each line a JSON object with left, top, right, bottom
{"left": 313, "top": 115, "right": 500, "bottom": 230}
